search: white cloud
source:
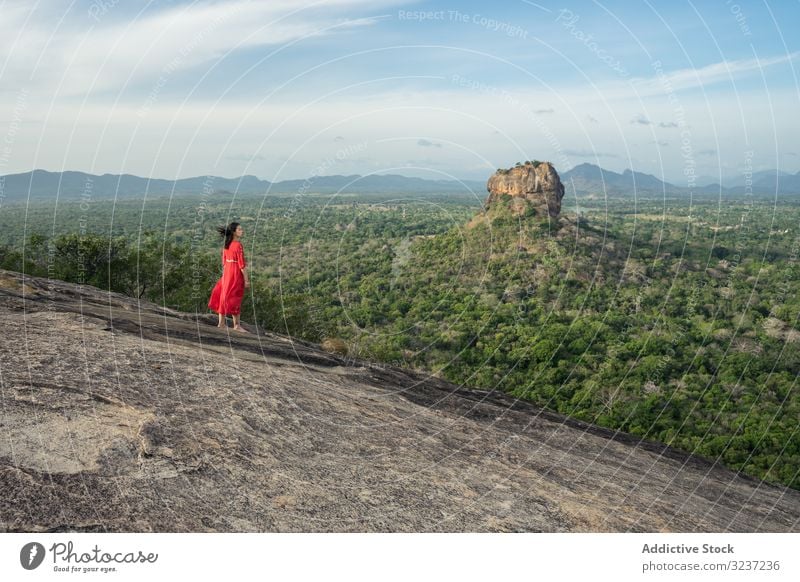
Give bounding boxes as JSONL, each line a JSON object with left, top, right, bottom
{"left": 563, "top": 149, "right": 618, "bottom": 158}
{"left": 0, "top": 0, "right": 390, "bottom": 97}
{"left": 631, "top": 52, "right": 799, "bottom": 95}
{"left": 417, "top": 138, "right": 442, "bottom": 148}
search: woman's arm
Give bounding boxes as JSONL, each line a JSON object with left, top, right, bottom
{"left": 237, "top": 242, "right": 249, "bottom": 287}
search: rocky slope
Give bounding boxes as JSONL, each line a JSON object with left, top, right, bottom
{"left": 1, "top": 268, "right": 798, "bottom": 532}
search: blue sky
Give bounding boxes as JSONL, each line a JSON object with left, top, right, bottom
{"left": 1, "top": 0, "right": 798, "bottom": 184}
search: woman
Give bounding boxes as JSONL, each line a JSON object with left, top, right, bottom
{"left": 208, "top": 221, "right": 250, "bottom": 332}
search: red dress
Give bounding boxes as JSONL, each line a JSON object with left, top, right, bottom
{"left": 208, "top": 240, "right": 246, "bottom": 315}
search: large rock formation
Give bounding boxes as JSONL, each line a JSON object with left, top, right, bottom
{"left": 1, "top": 268, "right": 799, "bottom": 532}
{"left": 486, "top": 161, "right": 565, "bottom": 217}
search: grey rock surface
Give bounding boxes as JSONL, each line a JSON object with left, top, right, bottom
{"left": 486, "top": 162, "right": 566, "bottom": 217}
{"left": 0, "top": 269, "right": 798, "bottom": 532}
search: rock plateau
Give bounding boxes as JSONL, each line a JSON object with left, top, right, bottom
{"left": 1, "top": 269, "right": 799, "bottom": 532}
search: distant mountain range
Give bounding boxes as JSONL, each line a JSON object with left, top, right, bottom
{"left": 1, "top": 165, "right": 798, "bottom": 202}
{"left": 560, "top": 163, "right": 800, "bottom": 196}
{"left": 0, "top": 169, "right": 485, "bottom": 202}
{"left": 693, "top": 169, "right": 797, "bottom": 189}
{"left": 562, "top": 163, "right": 677, "bottom": 196}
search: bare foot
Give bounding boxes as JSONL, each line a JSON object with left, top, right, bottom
{"left": 233, "top": 325, "right": 249, "bottom": 333}
{"left": 217, "top": 324, "right": 226, "bottom": 328}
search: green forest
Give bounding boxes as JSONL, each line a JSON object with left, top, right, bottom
{"left": 1, "top": 189, "right": 799, "bottom": 491}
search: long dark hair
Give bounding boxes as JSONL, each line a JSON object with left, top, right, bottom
{"left": 216, "top": 221, "right": 240, "bottom": 249}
